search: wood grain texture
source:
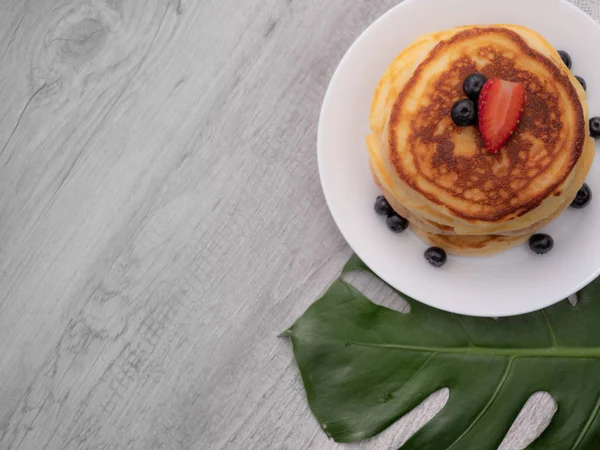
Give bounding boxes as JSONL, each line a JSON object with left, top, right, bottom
{"left": 0, "top": 1, "right": 596, "bottom": 449}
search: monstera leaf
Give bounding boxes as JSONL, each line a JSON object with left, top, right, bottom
{"left": 283, "top": 255, "right": 600, "bottom": 449}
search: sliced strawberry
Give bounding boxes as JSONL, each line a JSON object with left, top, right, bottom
{"left": 478, "top": 79, "right": 526, "bottom": 154}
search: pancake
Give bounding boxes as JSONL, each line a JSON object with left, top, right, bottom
{"left": 370, "top": 133, "right": 594, "bottom": 236}
{"left": 367, "top": 25, "right": 594, "bottom": 255}
{"left": 411, "top": 227, "right": 531, "bottom": 257}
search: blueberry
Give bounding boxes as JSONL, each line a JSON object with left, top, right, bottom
{"left": 386, "top": 214, "right": 409, "bottom": 233}
{"left": 590, "top": 117, "right": 600, "bottom": 138}
{"left": 558, "top": 50, "right": 572, "bottom": 70}
{"left": 529, "top": 234, "right": 554, "bottom": 255}
{"left": 374, "top": 195, "right": 394, "bottom": 216}
{"left": 451, "top": 99, "right": 477, "bottom": 126}
{"left": 424, "top": 247, "right": 447, "bottom": 267}
{"left": 463, "top": 73, "right": 488, "bottom": 102}
{"left": 576, "top": 75, "right": 587, "bottom": 91}
{"left": 571, "top": 183, "right": 592, "bottom": 209}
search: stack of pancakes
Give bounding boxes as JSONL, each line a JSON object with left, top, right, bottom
{"left": 367, "top": 25, "right": 594, "bottom": 255}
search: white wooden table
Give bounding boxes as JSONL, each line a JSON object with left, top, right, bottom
{"left": 0, "top": 1, "right": 598, "bottom": 449}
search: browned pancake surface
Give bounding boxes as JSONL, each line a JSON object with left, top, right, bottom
{"left": 388, "top": 27, "right": 585, "bottom": 222}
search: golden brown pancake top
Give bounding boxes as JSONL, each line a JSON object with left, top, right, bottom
{"left": 388, "top": 27, "right": 585, "bottom": 222}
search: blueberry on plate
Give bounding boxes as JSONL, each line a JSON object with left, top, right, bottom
{"left": 590, "top": 117, "right": 600, "bottom": 138}
{"left": 463, "top": 73, "right": 488, "bottom": 102}
{"left": 451, "top": 99, "right": 477, "bottom": 126}
{"left": 558, "top": 50, "right": 572, "bottom": 70}
{"left": 575, "top": 75, "right": 587, "bottom": 91}
{"left": 571, "top": 183, "right": 592, "bottom": 209}
{"left": 424, "top": 247, "right": 447, "bottom": 267}
{"left": 374, "top": 195, "right": 394, "bottom": 216}
{"left": 386, "top": 214, "right": 409, "bottom": 233}
{"left": 529, "top": 234, "right": 554, "bottom": 255}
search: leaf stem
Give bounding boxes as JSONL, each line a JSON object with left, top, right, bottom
{"left": 572, "top": 393, "right": 600, "bottom": 449}
{"left": 451, "top": 314, "right": 475, "bottom": 347}
{"left": 345, "top": 340, "right": 600, "bottom": 359}
{"left": 446, "top": 358, "right": 514, "bottom": 449}
{"left": 542, "top": 310, "right": 559, "bottom": 348}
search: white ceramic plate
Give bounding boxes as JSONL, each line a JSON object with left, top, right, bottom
{"left": 318, "top": 0, "right": 600, "bottom": 317}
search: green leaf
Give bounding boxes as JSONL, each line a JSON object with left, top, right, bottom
{"left": 285, "top": 255, "right": 600, "bottom": 449}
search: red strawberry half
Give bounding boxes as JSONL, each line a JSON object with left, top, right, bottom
{"left": 478, "top": 79, "right": 526, "bottom": 154}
